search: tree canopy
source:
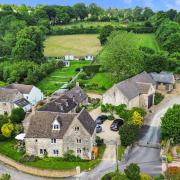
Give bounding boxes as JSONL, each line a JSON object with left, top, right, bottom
{"left": 161, "top": 104, "right": 180, "bottom": 144}
{"left": 98, "top": 31, "right": 144, "bottom": 82}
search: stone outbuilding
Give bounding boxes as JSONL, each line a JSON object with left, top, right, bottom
{"left": 149, "top": 71, "right": 175, "bottom": 92}
{"left": 103, "top": 72, "right": 156, "bottom": 109}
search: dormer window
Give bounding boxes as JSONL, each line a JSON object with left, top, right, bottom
{"left": 53, "top": 124, "right": 59, "bottom": 130}
{"left": 52, "top": 117, "right": 60, "bottom": 130}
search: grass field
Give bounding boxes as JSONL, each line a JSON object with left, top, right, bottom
{"left": 134, "top": 33, "right": 160, "bottom": 52}
{"left": 44, "top": 34, "right": 102, "bottom": 57}
{"left": 0, "top": 140, "right": 106, "bottom": 171}
{"left": 37, "top": 61, "right": 90, "bottom": 95}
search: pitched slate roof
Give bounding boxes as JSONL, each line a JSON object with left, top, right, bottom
{"left": 77, "top": 109, "right": 96, "bottom": 135}
{"left": 6, "top": 83, "right": 33, "bottom": 94}
{"left": 25, "top": 109, "right": 95, "bottom": 138}
{"left": 13, "top": 98, "right": 31, "bottom": 108}
{"left": 136, "top": 83, "right": 151, "bottom": 94}
{"left": 25, "top": 111, "right": 76, "bottom": 138}
{"left": 0, "top": 88, "right": 21, "bottom": 102}
{"left": 38, "top": 95, "right": 77, "bottom": 113}
{"left": 150, "top": 71, "right": 175, "bottom": 84}
{"left": 65, "top": 85, "right": 87, "bottom": 104}
{"left": 114, "top": 72, "right": 155, "bottom": 100}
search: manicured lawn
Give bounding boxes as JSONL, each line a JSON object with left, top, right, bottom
{"left": 134, "top": 33, "right": 160, "bottom": 52}
{"left": 44, "top": 34, "right": 102, "bottom": 57}
{"left": 0, "top": 140, "right": 106, "bottom": 171}
{"left": 36, "top": 61, "right": 90, "bottom": 95}
{"left": 118, "top": 145, "right": 125, "bottom": 161}
{"left": 84, "top": 72, "right": 114, "bottom": 94}
{"left": 0, "top": 140, "right": 24, "bottom": 161}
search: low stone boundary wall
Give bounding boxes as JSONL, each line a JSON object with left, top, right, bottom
{"left": 0, "top": 154, "right": 78, "bottom": 178}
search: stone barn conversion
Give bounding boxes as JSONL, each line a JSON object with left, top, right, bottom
{"left": 103, "top": 71, "right": 156, "bottom": 109}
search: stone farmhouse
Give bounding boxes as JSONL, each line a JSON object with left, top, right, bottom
{"left": 149, "top": 71, "right": 175, "bottom": 92}
{"left": 39, "top": 85, "right": 88, "bottom": 113}
{"left": 6, "top": 83, "right": 44, "bottom": 105}
{"left": 25, "top": 109, "right": 96, "bottom": 160}
{"left": 103, "top": 72, "right": 156, "bottom": 109}
{"left": 0, "top": 88, "right": 31, "bottom": 114}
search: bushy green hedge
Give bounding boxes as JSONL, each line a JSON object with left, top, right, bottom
{"left": 83, "top": 65, "right": 101, "bottom": 75}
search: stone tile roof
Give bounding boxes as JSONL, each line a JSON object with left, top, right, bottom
{"left": 38, "top": 95, "right": 77, "bottom": 113}
{"left": 136, "top": 83, "right": 151, "bottom": 94}
{"left": 0, "top": 88, "right": 21, "bottom": 102}
{"left": 6, "top": 83, "right": 33, "bottom": 94}
{"left": 25, "top": 109, "right": 95, "bottom": 138}
{"left": 13, "top": 98, "right": 31, "bottom": 108}
{"left": 77, "top": 109, "right": 96, "bottom": 135}
{"left": 65, "top": 86, "right": 87, "bottom": 104}
{"left": 150, "top": 71, "right": 175, "bottom": 84}
{"left": 25, "top": 111, "right": 76, "bottom": 139}
{"left": 115, "top": 71, "right": 155, "bottom": 100}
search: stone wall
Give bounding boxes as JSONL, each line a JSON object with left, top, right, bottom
{"left": 25, "top": 138, "right": 63, "bottom": 157}
{"left": 63, "top": 117, "right": 96, "bottom": 160}
{"left": 0, "top": 154, "right": 77, "bottom": 178}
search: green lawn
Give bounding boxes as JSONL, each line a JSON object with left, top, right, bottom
{"left": 44, "top": 34, "right": 102, "bottom": 57}
{"left": 36, "top": 61, "right": 90, "bottom": 95}
{"left": 134, "top": 33, "right": 160, "bottom": 52}
{"left": 84, "top": 72, "right": 114, "bottom": 94}
{"left": 0, "top": 140, "right": 106, "bottom": 171}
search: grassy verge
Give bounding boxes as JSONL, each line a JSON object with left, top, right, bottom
{"left": 36, "top": 61, "right": 90, "bottom": 95}
{"left": 118, "top": 145, "right": 125, "bottom": 161}
{"left": 0, "top": 140, "right": 106, "bottom": 171}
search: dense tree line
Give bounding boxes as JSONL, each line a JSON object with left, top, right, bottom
{"left": 0, "top": 60, "right": 60, "bottom": 84}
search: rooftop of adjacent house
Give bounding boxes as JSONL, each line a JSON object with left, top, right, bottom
{"left": 6, "top": 83, "right": 33, "bottom": 94}
{"left": 65, "top": 85, "right": 87, "bottom": 104}
{"left": 0, "top": 88, "right": 21, "bottom": 102}
{"left": 114, "top": 71, "right": 155, "bottom": 100}
{"left": 13, "top": 98, "right": 31, "bottom": 108}
{"left": 38, "top": 95, "right": 77, "bottom": 113}
{"left": 149, "top": 71, "right": 175, "bottom": 84}
{"left": 25, "top": 109, "right": 96, "bottom": 139}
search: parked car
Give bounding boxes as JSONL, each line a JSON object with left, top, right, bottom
{"left": 110, "top": 119, "right": 124, "bottom": 131}
{"left": 96, "top": 124, "right": 102, "bottom": 133}
{"left": 95, "top": 115, "right": 108, "bottom": 124}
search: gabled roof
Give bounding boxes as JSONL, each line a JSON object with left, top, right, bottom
{"left": 65, "top": 85, "right": 87, "bottom": 104}
{"left": 38, "top": 95, "right": 77, "bottom": 113}
{"left": 25, "top": 111, "right": 76, "bottom": 139}
{"left": 6, "top": 83, "right": 33, "bottom": 94}
{"left": 13, "top": 98, "right": 31, "bottom": 108}
{"left": 25, "top": 109, "right": 96, "bottom": 139}
{"left": 0, "top": 88, "right": 21, "bottom": 102}
{"left": 114, "top": 71, "right": 155, "bottom": 100}
{"left": 150, "top": 71, "right": 175, "bottom": 84}
{"left": 77, "top": 109, "right": 96, "bottom": 135}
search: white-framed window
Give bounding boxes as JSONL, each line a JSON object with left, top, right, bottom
{"left": 53, "top": 149, "right": 59, "bottom": 155}
{"left": 40, "top": 149, "right": 47, "bottom": 154}
{"left": 51, "top": 139, "right": 56, "bottom": 143}
{"left": 75, "top": 127, "right": 79, "bottom": 131}
{"left": 77, "top": 148, "right": 81, "bottom": 154}
{"left": 77, "top": 139, "right": 81, "bottom": 143}
{"left": 53, "top": 124, "right": 59, "bottom": 130}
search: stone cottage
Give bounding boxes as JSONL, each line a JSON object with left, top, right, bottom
{"left": 150, "top": 71, "right": 175, "bottom": 92}
{"left": 6, "top": 83, "right": 44, "bottom": 105}
{"left": 25, "top": 109, "right": 96, "bottom": 160}
{"left": 103, "top": 72, "right": 156, "bottom": 109}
